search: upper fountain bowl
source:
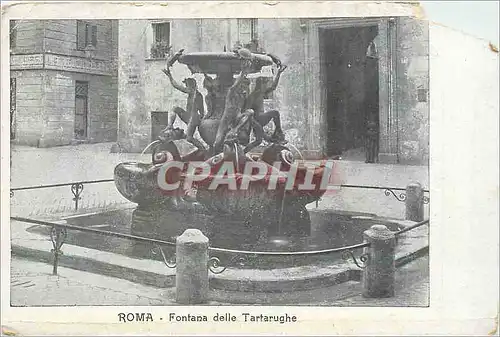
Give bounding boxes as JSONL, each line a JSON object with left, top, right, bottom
{"left": 178, "top": 52, "right": 273, "bottom": 74}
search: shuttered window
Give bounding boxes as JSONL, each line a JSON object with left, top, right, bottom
{"left": 77, "top": 20, "right": 97, "bottom": 50}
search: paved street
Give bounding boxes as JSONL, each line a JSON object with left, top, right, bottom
{"left": 10, "top": 143, "right": 146, "bottom": 219}
{"left": 10, "top": 255, "right": 429, "bottom": 307}
{"left": 10, "top": 257, "right": 168, "bottom": 306}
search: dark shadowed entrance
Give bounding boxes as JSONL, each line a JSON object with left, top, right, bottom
{"left": 320, "top": 25, "right": 379, "bottom": 158}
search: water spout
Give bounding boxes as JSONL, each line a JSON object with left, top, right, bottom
{"left": 141, "top": 140, "right": 161, "bottom": 155}
{"left": 234, "top": 143, "right": 240, "bottom": 173}
{"left": 287, "top": 143, "right": 304, "bottom": 161}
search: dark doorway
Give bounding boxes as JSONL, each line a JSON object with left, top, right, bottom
{"left": 321, "top": 25, "right": 379, "bottom": 159}
{"left": 75, "top": 81, "right": 89, "bottom": 140}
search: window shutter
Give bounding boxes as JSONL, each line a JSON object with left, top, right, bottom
{"left": 153, "top": 23, "right": 160, "bottom": 43}
{"left": 162, "top": 23, "right": 170, "bottom": 44}
{"left": 77, "top": 20, "right": 87, "bottom": 50}
{"left": 91, "top": 25, "right": 97, "bottom": 47}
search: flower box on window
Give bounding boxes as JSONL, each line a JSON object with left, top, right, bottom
{"left": 150, "top": 41, "right": 172, "bottom": 59}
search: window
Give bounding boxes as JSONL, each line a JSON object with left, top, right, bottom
{"left": 77, "top": 20, "right": 97, "bottom": 51}
{"left": 237, "top": 19, "right": 258, "bottom": 49}
{"left": 150, "top": 22, "right": 171, "bottom": 59}
{"left": 10, "top": 20, "right": 17, "bottom": 48}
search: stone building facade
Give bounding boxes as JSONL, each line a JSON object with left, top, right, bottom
{"left": 9, "top": 20, "right": 118, "bottom": 147}
{"left": 118, "top": 17, "right": 429, "bottom": 165}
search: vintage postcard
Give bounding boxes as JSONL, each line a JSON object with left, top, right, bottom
{"left": 1, "top": 1, "right": 498, "bottom": 335}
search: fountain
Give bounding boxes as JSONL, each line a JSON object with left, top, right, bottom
{"left": 114, "top": 48, "right": 329, "bottom": 249}
{"left": 16, "top": 49, "right": 428, "bottom": 302}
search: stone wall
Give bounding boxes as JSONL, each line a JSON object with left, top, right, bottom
{"left": 116, "top": 20, "right": 148, "bottom": 152}
{"left": 258, "top": 19, "right": 308, "bottom": 149}
{"left": 40, "top": 72, "right": 74, "bottom": 147}
{"left": 117, "top": 19, "right": 223, "bottom": 152}
{"left": 11, "top": 70, "right": 118, "bottom": 147}
{"left": 395, "top": 17, "right": 430, "bottom": 165}
{"left": 199, "top": 19, "right": 229, "bottom": 52}
{"left": 11, "top": 20, "right": 44, "bottom": 54}
{"left": 69, "top": 72, "right": 118, "bottom": 144}
{"left": 43, "top": 20, "right": 115, "bottom": 61}
{"left": 10, "top": 70, "right": 45, "bottom": 145}
{"left": 10, "top": 19, "right": 118, "bottom": 147}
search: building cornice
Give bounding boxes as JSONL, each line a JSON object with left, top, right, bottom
{"left": 10, "top": 53, "right": 114, "bottom": 76}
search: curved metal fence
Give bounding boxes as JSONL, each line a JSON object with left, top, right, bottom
{"left": 10, "top": 214, "right": 429, "bottom": 276}
{"left": 10, "top": 179, "right": 429, "bottom": 275}
{"left": 10, "top": 179, "right": 115, "bottom": 211}
{"left": 10, "top": 180, "right": 430, "bottom": 210}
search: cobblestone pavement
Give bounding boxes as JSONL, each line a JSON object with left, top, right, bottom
{"left": 9, "top": 255, "right": 428, "bottom": 307}
{"left": 328, "top": 254, "right": 429, "bottom": 306}
{"left": 10, "top": 143, "right": 146, "bottom": 219}
{"left": 10, "top": 257, "right": 170, "bottom": 306}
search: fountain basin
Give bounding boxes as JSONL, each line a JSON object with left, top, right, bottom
{"left": 19, "top": 207, "right": 428, "bottom": 295}
{"left": 114, "top": 141, "right": 328, "bottom": 237}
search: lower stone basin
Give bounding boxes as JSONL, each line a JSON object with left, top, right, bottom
{"left": 27, "top": 207, "right": 407, "bottom": 269}
{"left": 19, "top": 206, "right": 428, "bottom": 295}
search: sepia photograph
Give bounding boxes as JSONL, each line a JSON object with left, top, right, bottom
{"left": 1, "top": 1, "right": 498, "bottom": 336}
{"left": 8, "top": 14, "right": 430, "bottom": 308}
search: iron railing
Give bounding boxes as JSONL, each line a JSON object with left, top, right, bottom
{"left": 10, "top": 180, "right": 430, "bottom": 275}
{"left": 337, "top": 184, "right": 430, "bottom": 204}
{"left": 10, "top": 179, "right": 115, "bottom": 211}
{"left": 206, "top": 219, "right": 429, "bottom": 273}
{"left": 10, "top": 214, "right": 429, "bottom": 276}
{"left": 10, "top": 181, "right": 430, "bottom": 211}
{"left": 11, "top": 216, "right": 176, "bottom": 275}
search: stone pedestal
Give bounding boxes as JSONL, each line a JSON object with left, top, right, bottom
{"left": 362, "top": 225, "right": 396, "bottom": 298}
{"left": 175, "top": 229, "right": 209, "bottom": 304}
{"left": 405, "top": 182, "right": 424, "bottom": 221}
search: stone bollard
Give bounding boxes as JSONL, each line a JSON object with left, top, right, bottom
{"left": 405, "top": 182, "right": 424, "bottom": 222}
{"left": 362, "top": 225, "right": 396, "bottom": 298}
{"left": 175, "top": 229, "right": 209, "bottom": 304}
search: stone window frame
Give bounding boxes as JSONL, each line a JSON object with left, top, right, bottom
{"left": 236, "top": 18, "right": 258, "bottom": 47}
{"left": 150, "top": 21, "right": 172, "bottom": 59}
